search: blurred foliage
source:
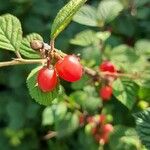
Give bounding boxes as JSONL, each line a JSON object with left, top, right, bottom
{"left": 0, "top": 0, "right": 150, "bottom": 150}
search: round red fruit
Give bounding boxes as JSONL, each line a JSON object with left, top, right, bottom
{"left": 99, "top": 114, "right": 106, "bottom": 124}
{"left": 100, "top": 86, "right": 112, "bottom": 100}
{"left": 79, "top": 114, "right": 84, "bottom": 125}
{"left": 99, "top": 61, "right": 116, "bottom": 73}
{"left": 99, "top": 124, "right": 113, "bottom": 144}
{"left": 87, "top": 116, "right": 94, "bottom": 123}
{"left": 37, "top": 67, "right": 57, "bottom": 92}
{"left": 55, "top": 55, "right": 83, "bottom": 82}
{"left": 102, "top": 124, "right": 113, "bottom": 133}
{"left": 99, "top": 132, "right": 109, "bottom": 144}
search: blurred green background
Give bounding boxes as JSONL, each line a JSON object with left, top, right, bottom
{"left": 0, "top": 0, "right": 150, "bottom": 150}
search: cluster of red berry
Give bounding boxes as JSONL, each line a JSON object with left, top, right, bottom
{"left": 99, "top": 61, "right": 117, "bottom": 101}
{"left": 79, "top": 114, "right": 113, "bottom": 145}
{"left": 37, "top": 55, "right": 83, "bottom": 92}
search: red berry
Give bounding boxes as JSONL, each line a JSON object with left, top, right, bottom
{"left": 55, "top": 55, "right": 83, "bottom": 82}
{"left": 102, "top": 124, "right": 113, "bottom": 133}
{"left": 79, "top": 114, "right": 84, "bottom": 125}
{"left": 87, "top": 116, "right": 94, "bottom": 123}
{"left": 99, "top": 132, "right": 109, "bottom": 144}
{"left": 94, "top": 133, "right": 101, "bottom": 142}
{"left": 100, "top": 86, "right": 112, "bottom": 100}
{"left": 99, "top": 115, "right": 106, "bottom": 124}
{"left": 37, "top": 67, "right": 57, "bottom": 92}
{"left": 99, "top": 61, "right": 116, "bottom": 73}
{"left": 99, "top": 124, "right": 113, "bottom": 144}
{"left": 92, "top": 127, "right": 98, "bottom": 135}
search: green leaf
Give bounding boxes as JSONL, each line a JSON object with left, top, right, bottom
{"left": 70, "top": 86, "right": 102, "bottom": 112}
{"left": 26, "top": 67, "right": 64, "bottom": 106}
{"left": 71, "top": 75, "right": 89, "bottom": 90}
{"left": 73, "top": 5, "right": 98, "bottom": 27}
{"left": 97, "top": 0, "right": 123, "bottom": 23}
{"left": 0, "top": 14, "right": 22, "bottom": 51}
{"left": 51, "top": 0, "right": 87, "bottom": 39}
{"left": 113, "top": 79, "right": 139, "bottom": 110}
{"left": 112, "top": 15, "right": 135, "bottom": 37}
{"left": 42, "top": 107, "right": 54, "bottom": 126}
{"left": 96, "top": 31, "right": 111, "bottom": 41}
{"left": 56, "top": 112, "right": 79, "bottom": 138}
{"left": 6, "top": 101, "right": 26, "bottom": 129}
{"left": 20, "top": 33, "right": 43, "bottom": 58}
{"left": 70, "top": 30, "right": 98, "bottom": 46}
{"left": 70, "top": 30, "right": 110, "bottom": 47}
{"left": 134, "top": 108, "right": 150, "bottom": 149}
{"left": 134, "top": 0, "right": 150, "bottom": 7}
{"left": 54, "top": 102, "right": 67, "bottom": 121}
{"left": 107, "top": 44, "right": 140, "bottom": 72}
{"left": 135, "top": 39, "right": 150, "bottom": 56}
{"left": 109, "top": 125, "right": 143, "bottom": 150}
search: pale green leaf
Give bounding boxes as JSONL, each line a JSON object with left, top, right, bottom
{"left": 134, "top": 108, "right": 150, "bottom": 149}
{"left": 54, "top": 102, "right": 67, "bottom": 121}
{"left": 70, "top": 30, "right": 98, "bottom": 46}
{"left": 113, "top": 79, "right": 139, "bottom": 110}
{"left": 26, "top": 67, "right": 64, "bottom": 106}
{"left": 135, "top": 39, "right": 150, "bottom": 56}
{"left": 42, "top": 107, "right": 54, "bottom": 126}
{"left": 70, "top": 30, "right": 110, "bottom": 47}
{"left": 20, "top": 33, "right": 43, "bottom": 58}
{"left": 51, "top": 0, "right": 87, "bottom": 39}
{"left": 0, "top": 14, "right": 22, "bottom": 51}
{"left": 73, "top": 5, "right": 98, "bottom": 27}
{"left": 96, "top": 31, "right": 111, "bottom": 41}
{"left": 97, "top": 0, "right": 123, "bottom": 23}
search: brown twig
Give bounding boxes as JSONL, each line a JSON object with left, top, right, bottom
{"left": 0, "top": 58, "right": 45, "bottom": 68}
{"left": 0, "top": 41, "right": 142, "bottom": 80}
{"left": 15, "top": 51, "right": 22, "bottom": 58}
{"left": 43, "top": 131, "right": 57, "bottom": 140}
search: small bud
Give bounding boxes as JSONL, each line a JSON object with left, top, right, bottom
{"left": 43, "top": 43, "right": 51, "bottom": 51}
{"left": 30, "top": 40, "right": 43, "bottom": 50}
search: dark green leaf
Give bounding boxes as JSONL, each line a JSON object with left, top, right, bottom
{"left": 109, "top": 125, "right": 142, "bottom": 150}
{"left": 134, "top": 108, "right": 150, "bottom": 149}
{"left": 113, "top": 79, "right": 139, "bottom": 110}
{"left": 6, "top": 102, "right": 26, "bottom": 129}
{"left": 56, "top": 112, "right": 79, "bottom": 137}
